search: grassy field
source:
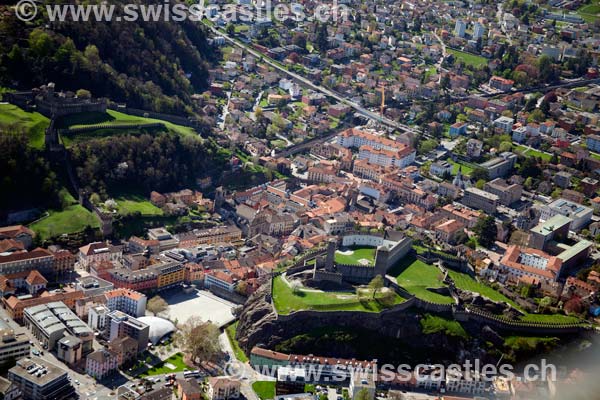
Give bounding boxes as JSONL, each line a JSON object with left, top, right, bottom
{"left": 446, "top": 158, "right": 476, "bottom": 176}
{"left": 447, "top": 48, "right": 488, "bottom": 68}
{"left": 225, "top": 322, "right": 249, "bottom": 363}
{"left": 57, "top": 110, "right": 199, "bottom": 141}
{"left": 0, "top": 104, "right": 50, "bottom": 149}
{"left": 577, "top": 1, "right": 600, "bottom": 22}
{"left": 448, "top": 270, "right": 522, "bottom": 310}
{"left": 393, "top": 257, "right": 454, "bottom": 304}
{"left": 140, "top": 353, "right": 188, "bottom": 377}
{"left": 334, "top": 247, "right": 377, "bottom": 265}
{"left": 115, "top": 195, "right": 163, "bottom": 217}
{"left": 514, "top": 145, "right": 552, "bottom": 161}
{"left": 420, "top": 314, "right": 468, "bottom": 338}
{"left": 272, "top": 275, "right": 405, "bottom": 315}
{"left": 252, "top": 381, "right": 276, "bottom": 400}
{"left": 29, "top": 205, "right": 99, "bottom": 240}
{"left": 270, "top": 139, "right": 288, "bottom": 149}
{"left": 519, "top": 313, "right": 582, "bottom": 324}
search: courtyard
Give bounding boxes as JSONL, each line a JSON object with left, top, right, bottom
{"left": 158, "top": 289, "right": 236, "bottom": 327}
{"left": 334, "top": 246, "right": 376, "bottom": 265}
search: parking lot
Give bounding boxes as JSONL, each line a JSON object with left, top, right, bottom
{"left": 158, "top": 289, "right": 237, "bottom": 327}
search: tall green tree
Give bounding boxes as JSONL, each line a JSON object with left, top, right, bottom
{"left": 368, "top": 275, "right": 385, "bottom": 299}
{"left": 315, "top": 23, "right": 328, "bottom": 52}
{"left": 474, "top": 216, "right": 497, "bottom": 248}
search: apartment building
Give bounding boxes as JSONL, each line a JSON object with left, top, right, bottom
{"left": 0, "top": 319, "right": 30, "bottom": 366}
{"left": 104, "top": 288, "right": 147, "bottom": 317}
{"left": 0, "top": 270, "right": 47, "bottom": 297}
{"left": 86, "top": 349, "right": 119, "bottom": 379}
{"left": 88, "top": 304, "right": 110, "bottom": 331}
{"left": 539, "top": 198, "right": 593, "bottom": 231}
{"left": 205, "top": 271, "right": 237, "bottom": 292}
{"left": 149, "top": 262, "right": 185, "bottom": 291}
{"left": 483, "top": 178, "right": 523, "bottom": 206}
{"left": 108, "top": 336, "right": 138, "bottom": 366}
{"left": 0, "top": 225, "right": 35, "bottom": 249}
{"left": 105, "top": 310, "right": 149, "bottom": 352}
{"left": 440, "top": 204, "right": 482, "bottom": 228}
{"left": 8, "top": 357, "right": 75, "bottom": 400}
{"left": 429, "top": 161, "right": 453, "bottom": 177}
{"left": 207, "top": 377, "right": 241, "bottom": 400}
{"left": 445, "top": 369, "right": 487, "bottom": 396}
{"left": 357, "top": 145, "right": 415, "bottom": 168}
{"left": 479, "top": 152, "right": 517, "bottom": 179}
{"left": 352, "top": 159, "right": 390, "bottom": 181}
{"left": 0, "top": 248, "right": 54, "bottom": 276}
{"left": 586, "top": 134, "right": 600, "bottom": 152}
{"left": 78, "top": 242, "right": 122, "bottom": 271}
{"left": 461, "top": 187, "right": 499, "bottom": 214}
{"left": 104, "top": 268, "right": 158, "bottom": 292}
{"left": 323, "top": 213, "right": 355, "bottom": 235}
{"left": 307, "top": 165, "right": 337, "bottom": 183}
{"left": 177, "top": 225, "right": 243, "bottom": 247}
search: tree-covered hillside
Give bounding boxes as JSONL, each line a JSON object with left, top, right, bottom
{"left": 0, "top": 0, "right": 214, "bottom": 116}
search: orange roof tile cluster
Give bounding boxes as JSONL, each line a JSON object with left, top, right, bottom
{"left": 501, "top": 245, "right": 562, "bottom": 281}
{"left": 104, "top": 288, "right": 145, "bottom": 301}
{"left": 0, "top": 239, "right": 25, "bottom": 253}
{"left": 435, "top": 219, "right": 465, "bottom": 234}
{"left": 566, "top": 277, "right": 596, "bottom": 294}
{"left": 0, "top": 247, "right": 53, "bottom": 264}
{"left": 0, "top": 225, "right": 35, "bottom": 239}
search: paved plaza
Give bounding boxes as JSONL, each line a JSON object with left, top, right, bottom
{"left": 158, "top": 289, "right": 236, "bottom": 327}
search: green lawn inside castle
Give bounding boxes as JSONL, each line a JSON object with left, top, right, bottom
{"left": 272, "top": 274, "right": 406, "bottom": 315}
{"left": 334, "top": 246, "right": 377, "bottom": 265}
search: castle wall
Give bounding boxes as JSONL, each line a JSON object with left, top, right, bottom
{"left": 313, "top": 270, "right": 343, "bottom": 284}
{"left": 336, "top": 264, "right": 375, "bottom": 284}
{"left": 384, "top": 237, "right": 413, "bottom": 271}
{"left": 342, "top": 235, "right": 384, "bottom": 247}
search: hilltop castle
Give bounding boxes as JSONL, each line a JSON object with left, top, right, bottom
{"left": 312, "top": 230, "right": 412, "bottom": 284}
{"left": 5, "top": 83, "right": 107, "bottom": 118}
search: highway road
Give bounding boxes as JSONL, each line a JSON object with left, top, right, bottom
{"left": 203, "top": 23, "right": 419, "bottom": 133}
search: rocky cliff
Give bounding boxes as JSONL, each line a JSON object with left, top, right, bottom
{"left": 235, "top": 284, "right": 492, "bottom": 364}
